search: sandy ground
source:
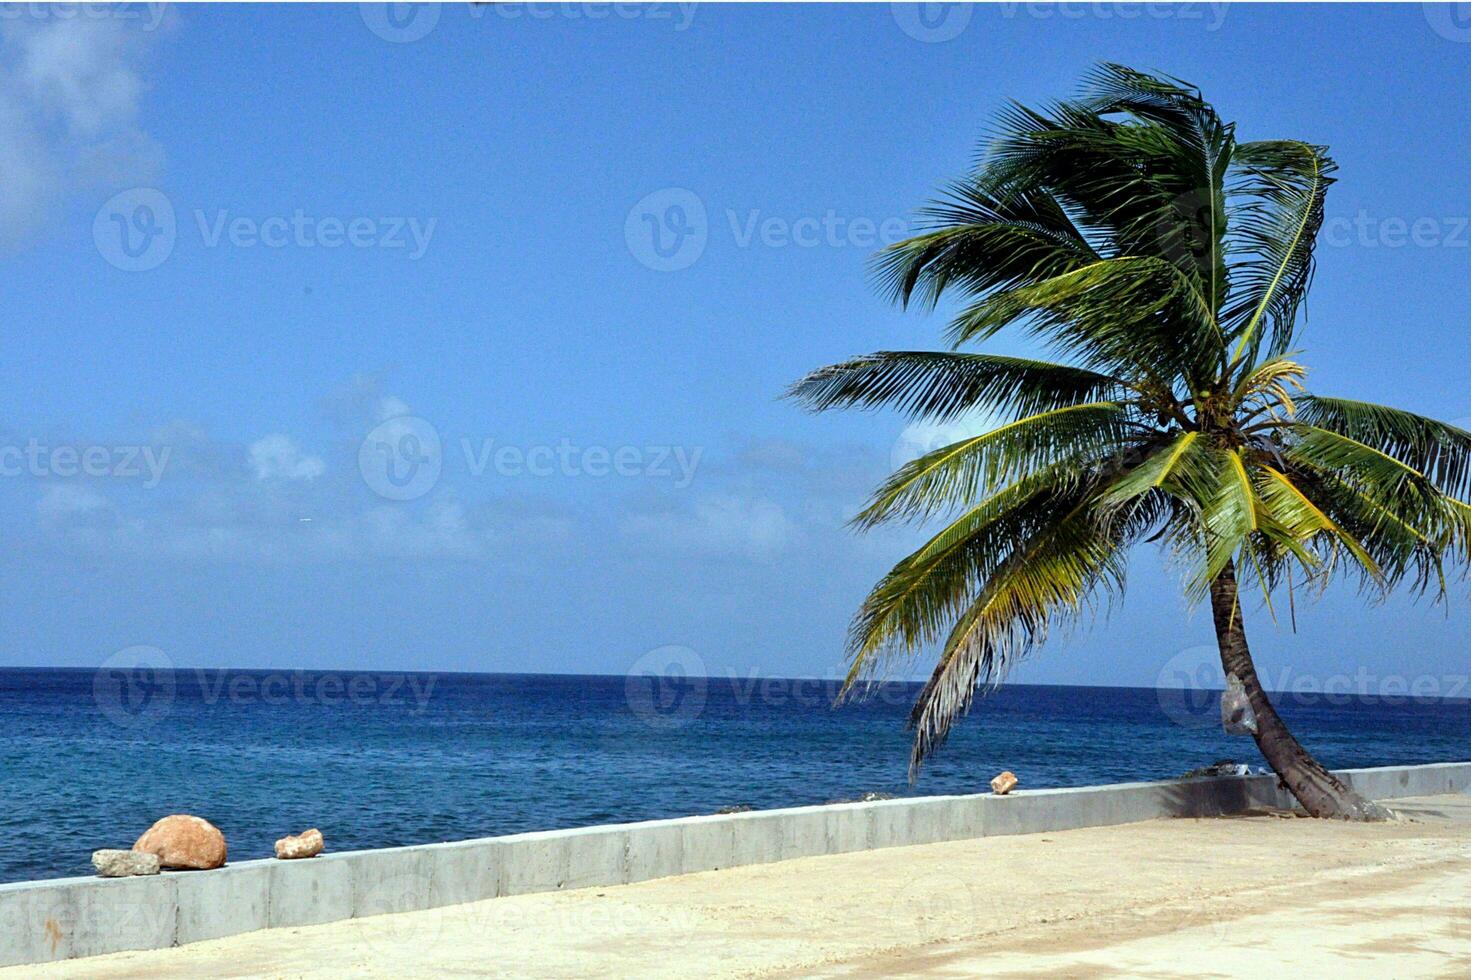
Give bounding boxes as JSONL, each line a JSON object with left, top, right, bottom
{"left": 17, "top": 794, "right": 1471, "bottom": 979}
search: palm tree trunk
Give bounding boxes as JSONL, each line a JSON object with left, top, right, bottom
{"left": 1208, "top": 561, "right": 1390, "bottom": 821}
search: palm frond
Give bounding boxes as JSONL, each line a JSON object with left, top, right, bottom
{"left": 947, "top": 256, "right": 1222, "bottom": 390}
{"left": 851, "top": 402, "right": 1136, "bottom": 528}
{"left": 873, "top": 181, "right": 1098, "bottom": 311}
{"left": 1193, "top": 448, "right": 1263, "bottom": 593}
{"left": 842, "top": 464, "right": 1090, "bottom": 682}
{"left": 1235, "top": 355, "right": 1307, "bottom": 420}
{"left": 1296, "top": 395, "right": 1471, "bottom": 499}
{"left": 1254, "top": 464, "right": 1381, "bottom": 584}
{"left": 902, "top": 501, "right": 1119, "bottom": 770}
{"left": 1285, "top": 423, "right": 1442, "bottom": 508}
{"left": 1095, "top": 429, "right": 1214, "bottom": 513}
{"left": 785, "top": 351, "right": 1126, "bottom": 425}
{"left": 1079, "top": 63, "right": 1235, "bottom": 312}
{"left": 1223, "top": 140, "right": 1336, "bottom": 367}
{"left": 1282, "top": 464, "right": 1452, "bottom": 596}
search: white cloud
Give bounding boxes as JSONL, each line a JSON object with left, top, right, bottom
{"left": 376, "top": 396, "right": 412, "bottom": 422}
{"left": 248, "top": 435, "right": 325, "bottom": 483}
{"left": 890, "top": 408, "right": 1003, "bottom": 470}
{"left": 37, "top": 484, "right": 112, "bottom": 527}
{"left": 0, "top": 14, "right": 166, "bottom": 247}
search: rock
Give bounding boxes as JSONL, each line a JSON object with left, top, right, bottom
{"left": 713, "top": 804, "right": 753, "bottom": 815}
{"left": 91, "top": 849, "right": 160, "bottom": 877}
{"left": 823, "top": 791, "right": 898, "bottom": 805}
{"left": 1180, "top": 759, "right": 1256, "bottom": 779}
{"left": 133, "top": 814, "right": 227, "bottom": 870}
{"left": 991, "top": 771, "right": 1018, "bottom": 795}
{"left": 274, "top": 828, "right": 324, "bottom": 860}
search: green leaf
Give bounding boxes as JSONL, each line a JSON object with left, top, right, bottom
{"left": 785, "top": 351, "right": 1124, "bottom": 425}
{"left": 852, "top": 402, "right": 1133, "bottom": 528}
{"left": 1296, "top": 395, "right": 1471, "bottom": 500}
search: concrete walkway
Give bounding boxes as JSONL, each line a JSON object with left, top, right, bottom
{"left": 17, "top": 795, "right": 1471, "bottom": 978}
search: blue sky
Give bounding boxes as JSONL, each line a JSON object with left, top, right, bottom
{"left": 4, "top": 3, "right": 1471, "bottom": 692}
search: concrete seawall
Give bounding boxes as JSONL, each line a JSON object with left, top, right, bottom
{"left": 4, "top": 761, "right": 1468, "bottom": 968}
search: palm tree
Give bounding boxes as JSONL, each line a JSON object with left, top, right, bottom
{"left": 788, "top": 65, "right": 1471, "bottom": 821}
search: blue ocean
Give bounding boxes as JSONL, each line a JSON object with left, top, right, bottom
{"left": 2, "top": 667, "right": 1466, "bottom": 884}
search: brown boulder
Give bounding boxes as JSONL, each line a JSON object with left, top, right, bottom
{"left": 133, "top": 814, "right": 227, "bottom": 870}
{"left": 274, "top": 828, "right": 324, "bottom": 860}
{"left": 991, "top": 771, "right": 1018, "bottom": 795}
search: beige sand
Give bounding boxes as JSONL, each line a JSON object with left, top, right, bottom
{"left": 18, "top": 794, "right": 1471, "bottom": 978}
